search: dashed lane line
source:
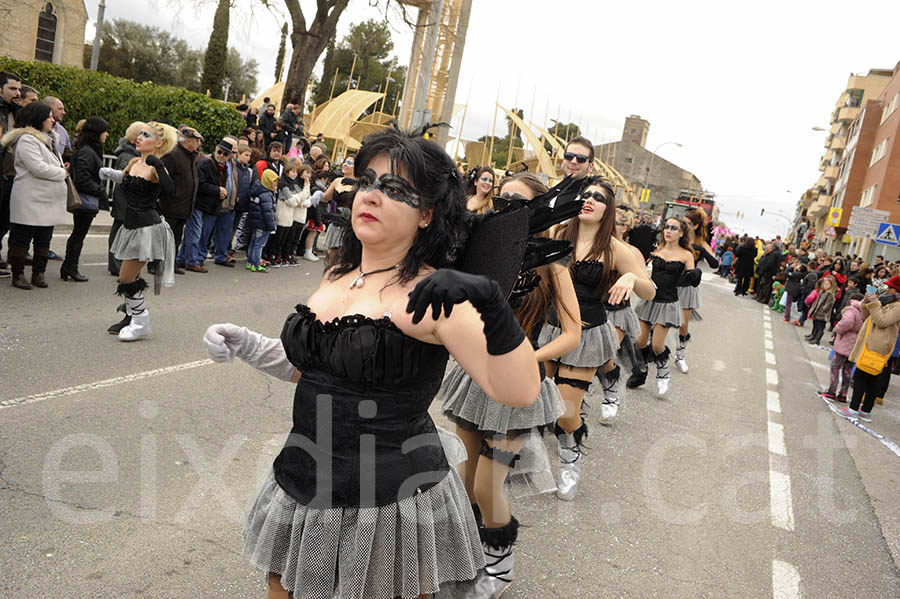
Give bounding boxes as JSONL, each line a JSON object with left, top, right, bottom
{"left": 772, "top": 559, "right": 802, "bottom": 598}
{"left": 1, "top": 359, "right": 214, "bottom": 409}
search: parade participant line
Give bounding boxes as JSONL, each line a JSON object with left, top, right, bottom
{"left": 0, "top": 359, "right": 214, "bottom": 409}
{"left": 820, "top": 395, "right": 900, "bottom": 458}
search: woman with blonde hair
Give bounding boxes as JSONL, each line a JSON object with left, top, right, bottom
{"left": 466, "top": 166, "right": 495, "bottom": 214}
{"left": 108, "top": 120, "right": 146, "bottom": 276}
{"left": 101, "top": 121, "right": 177, "bottom": 340}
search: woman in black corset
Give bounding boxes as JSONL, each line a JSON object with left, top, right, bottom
{"left": 321, "top": 155, "right": 356, "bottom": 263}
{"left": 101, "top": 121, "right": 177, "bottom": 341}
{"left": 540, "top": 177, "right": 656, "bottom": 501}
{"left": 203, "top": 129, "right": 542, "bottom": 599}
{"left": 675, "top": 208, "right": 717, "bottom": 374}
{"left": 634, "top": 217, "right": 698, "bottom": 396}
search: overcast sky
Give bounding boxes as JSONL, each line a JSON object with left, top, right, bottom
{"left": 82, "top": 0, "right": 900, "bottom": 239}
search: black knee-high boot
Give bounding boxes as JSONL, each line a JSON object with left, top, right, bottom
{"left": 627, "top": 344, "right": 652, "bottom": 388}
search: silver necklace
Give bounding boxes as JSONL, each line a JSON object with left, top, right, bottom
{"left": 350, "top": 263, "right": 400, "bottom": 289}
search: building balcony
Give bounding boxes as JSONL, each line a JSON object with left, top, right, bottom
{"left": 830, "top": 136, "right": 846, "bottom": 150}
{"left": 807, "top": 196, "right": 830, "bottom": 219}
{"left": 824, "top": 166, "right": 840, "bottom": 180}
{"left": 838, "top": 106, "right": 861, "bottom": 122}
{"left": 830, "top": 122, "right": 844, "bottom": 136}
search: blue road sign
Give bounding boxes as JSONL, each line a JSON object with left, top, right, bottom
{"left": 875, "top": 222, "right": 900, "bottom": 246}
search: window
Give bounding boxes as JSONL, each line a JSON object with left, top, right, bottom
{"left": 34, "top": 3, "right": 57, "bottom": 63}
{"left": 860, "top": 184, "right": 879, "bottom": 208}
{"left": 870, "top": 137, "right": 890, "bottom": 166}
{"left": 630, "top": 128, "right": 636, "bottom": 134}
{"left": 625, "top": 157, "right": 633, "bottom": 164}
{"left": 881, "top": 92, "right": 899, "bottom": 124}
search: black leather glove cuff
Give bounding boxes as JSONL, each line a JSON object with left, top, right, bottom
{"left": 479, "top": 281, "right": 527, "bottom": 355}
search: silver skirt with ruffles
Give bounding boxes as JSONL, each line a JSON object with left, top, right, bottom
{"left": 678, "top": 286, "right": 701, "bottom": 310}
{"left": 607, "top": 306, "right": 641, "bottom": 340}
{"left": 439, "top": 362, "right": 564, "bottom": 434}
{"left": 324, "top": 223, "right": 345, "bottom": 249}
{"left": 537, "top": 320, "right": 619, "bottom": 368}
{"left": 244, "top": 467, "right": 483, "bottom": 599}
{"left": 634, "top": 299, "right": 683, "bottom": 328}
{"left": 110, "top": 220, "right": 175, "bottom": 288}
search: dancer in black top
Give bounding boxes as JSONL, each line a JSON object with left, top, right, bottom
{"left": 439, "top": 172, "right": 581, "bottom": 597}
{"left": 203, "top": 129, "right": 545, "bottom": 599}
{"left": 675, "top": 208, "right": 717, "bottom": 373}
{"left": 541, "top": 177, "right": 655, "bottom": 501}
{"left": 101, "top": 121, "right": 177, "bottom": 340}
{"left": 634, "top": 217, "right": 697, "bottom": 395}
{"left": 322, "top": 155, "right": 356, "bottom": 262}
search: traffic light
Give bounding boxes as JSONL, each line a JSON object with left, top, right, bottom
{"left": 761, "top": 208, "right": 766, "bottom": 216}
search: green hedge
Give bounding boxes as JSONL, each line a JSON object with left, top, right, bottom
{"left": 0, "top": 57, "right": 245, "bottom": 153}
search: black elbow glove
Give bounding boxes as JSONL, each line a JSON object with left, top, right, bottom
{"left": 678, "top": 268, "right": 702, "bottom": 287}
{"left": 406, "top": 269, "right": 526, "bottom": 355}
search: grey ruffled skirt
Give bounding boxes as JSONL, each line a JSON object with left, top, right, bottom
{"left": 110, "top": 220, "right": 175, "bottom": 289}
{"left": 439, "top": 362, "right": 564, "bottom": 434}
{"left": 244, "top": 467, "right": 483, "bottom": 599}
{"left": 678, "top": 286, "right": 701, "bottom": 310}
{"left": 634, "top": 299, "right": 683, "bottom": 328}
{"left": 607, "top": 306, "right": 641, "bottom": 339}
{"left": 324, "top": 224, "right": 345, "bottom": 249}
{"left": 538, "top": 320, "right": 619, "bottom": 368}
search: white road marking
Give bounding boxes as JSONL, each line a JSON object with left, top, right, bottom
{"left": 765, "top": 351, "right": 776, "bottom": 365}
{"left": 765, "top": 339, "right": 774, "bottom": 350}
{"left": 772, "top": 559, "right": 801, "bottom": 598}
{"left": 764, "top": 322, "right": 772, "bottom": 331}
{"left": 768, "top": 421, "right": 787, "bottom": 456}
{"left": 51, "top": 234, "right": 109, "bottom": 239}
{"left": 766, "top": 368, "right": 779, "bottom": 385}
{"left": 769, "top": 466, "right": 795, "bottom": 531}
{"left": 767, "top": 390, "right": 781, "bottom": 413}
{"left": 765, "top": 331, "right": 773, "bottom": 340}
{"left": 0, "top": 359, "right": 214, "bottom": 409}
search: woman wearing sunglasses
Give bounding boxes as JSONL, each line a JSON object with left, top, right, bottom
{"left": 634, "top": 217, "right": 697, "bottom": 395}
{"left": 203, "top": 129, "right": 546, "bottom": 599}
{"left": 100, "top": 121, "right": 178, "bottom": 340}
{"left": 321, "top": 155, "right": 357, "bottom": 263}
{"left": 439, "top": 172, "right": 581, "bottom": 596}
{"left": 540, "top": 177, "right": 656, "bottom": 500}
{"left": 466, "top": 166, "right": 495, "bottom": 214}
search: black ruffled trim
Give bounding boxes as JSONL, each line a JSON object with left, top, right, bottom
{"left": 115, "top": 277, "right": 148, "bottom": 297}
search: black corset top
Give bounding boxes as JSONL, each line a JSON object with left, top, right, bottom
{"left": 275, "top": 305, "right": 451, "bottom": 508}
{"left": 549, "top": 259, "right": 607, "bottom": 329}
{"left": 121, "top": 174, "right": 162, "bottom": 229}
{"left": 650, "top": 256, "right": 685, "bottom": 302}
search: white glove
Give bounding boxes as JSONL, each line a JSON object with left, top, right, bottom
{"left": 203, "top": 323, "right": 296, "bottom": 381}
{"left": 99, "top": 167, "right": 123, "bottom": 184}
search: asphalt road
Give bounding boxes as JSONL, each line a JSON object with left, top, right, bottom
{"left": 1, "top": 234, "right": 899, "bottom": 598}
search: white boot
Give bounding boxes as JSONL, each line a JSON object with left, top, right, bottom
{"left": 654, "top": 347, "right": 671, "bottom": 396}
{"left": 465, "top": 517, "right": 518, "bottom": 599}
{"left": 599, "top": 365, "right": 621, "bottom": 423}
{"left": 119, "top": 310, "right": 150, "bottom": 341}
{"left": 555, "top": 423, "right": 586, "bottom": 501}
{"left": 675, "top": 334, "right": 690, "bottom": 373}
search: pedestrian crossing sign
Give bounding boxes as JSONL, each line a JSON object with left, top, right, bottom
{"left": 827, "top": 208, "right": 842, "bottom": 225}
{"left": 875, "top": 222, "right": 900, "bottom": 246}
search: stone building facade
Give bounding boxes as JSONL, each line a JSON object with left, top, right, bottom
{"left": 596, "top": 115, "right": 702, "bottom": 212}
{"left": 0, "top": 0, "right": 88, "bottom": 68}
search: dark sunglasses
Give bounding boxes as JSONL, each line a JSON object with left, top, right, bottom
{"left": 579, "top": 190, "right": 607, "bottom": 202}
{"left": 357, "top": 168, "right": 421, "bottom": 209}
{"left": 564, "top": 152, "right": 589, "bottom": 164}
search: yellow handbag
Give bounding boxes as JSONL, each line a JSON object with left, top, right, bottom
{"left": 856, "top": 319, "right": 890, "bottom": 375}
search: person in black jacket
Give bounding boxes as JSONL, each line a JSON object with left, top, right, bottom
{"left": 162, "top": 127, "right": 202, "bottom": 274}
{"left": 733, "top": 237, "right": 757, "bottom": 296}
{"left": 545, "top": 136, "right": 594, "bottom": 208}
{"left": 62, "top": 117, "right": 109, "bottom": 282}
{"left": 629, "top": 213, "right": 658, "bottom": 261}
{"left": 258, "top": 104, "right": 278, "bottom": 147}
{"left": 755, "top": 244, "right": 781, "bottom": 304}
{"left": 783, "top": 262, "right": 806, "bottom": 323}
{"left": 108, "top": 123, "right": 143, "bottom": 276}
{"left": 185, "top": 138, "right": 238, "bottom": 272}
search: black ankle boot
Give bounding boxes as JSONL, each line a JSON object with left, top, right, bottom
{"left": 60, "top": 262, "right": 88, "bottom": 282}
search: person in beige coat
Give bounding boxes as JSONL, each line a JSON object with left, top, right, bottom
{"left": 0, "top": 102, "right": 67, "bottom": 289}
{"left": 840, "top": 282, "right": 900, "bottom": 421}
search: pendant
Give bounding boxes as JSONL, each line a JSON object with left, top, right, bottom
{"left": 350, "top": 274, "right": 365, "bottom": 289}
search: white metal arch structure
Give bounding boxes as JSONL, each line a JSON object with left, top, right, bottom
{"left": 498, "top": 105, "right": 556, "bottom": 179}
{"left": 308, "top": 90, "right": 385, "bottom": 141}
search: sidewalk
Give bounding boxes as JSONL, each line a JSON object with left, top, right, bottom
{"left": 55, "top": 209, "right": 114, "bottom": 234}
{"left": 792, "top": 317, "right": 900, "bottom": 569}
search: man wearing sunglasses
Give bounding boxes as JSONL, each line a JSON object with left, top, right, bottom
{"left": 185, "top": 138, "right": 239, "bottom": 272}
{"left": 547, "top": 136, "right": 595, "bottom": 207}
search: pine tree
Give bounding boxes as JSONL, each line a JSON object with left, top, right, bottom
{"left": 274, "top": 24, "right": 288, "bottom": 82}
{"left": 201, "top": 0, "right": 230, "bottom": 98}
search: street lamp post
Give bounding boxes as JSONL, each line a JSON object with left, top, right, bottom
{"left": 643, "top": 141, "right": 682, "bottom": 207}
